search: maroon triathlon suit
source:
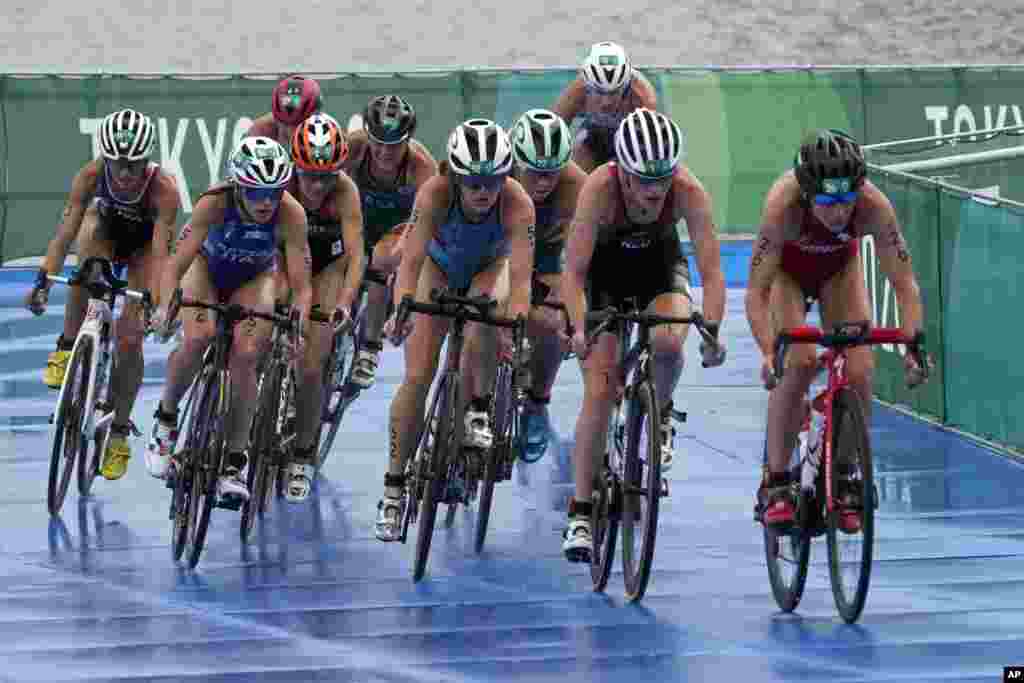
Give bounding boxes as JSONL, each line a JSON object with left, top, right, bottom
{"left": 779, "top": 205, "right": 861, "bottom": 299}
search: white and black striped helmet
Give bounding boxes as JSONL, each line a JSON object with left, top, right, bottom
{"left": 614, "top": 108, "right": 684, "bottom": 179}
{"left": 229, "top": 136, "right": 293, "bottom": 189}
{"left": 446, "top": 119, "right": 514, "bottom": 177}
{"left": 581, "top": 42, "right": 632, "bottom": 94}
{"left": 99, "top": 109, "right": 155, "bottom": 161}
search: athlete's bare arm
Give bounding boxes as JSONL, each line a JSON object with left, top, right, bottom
{"left": 41, "top": 162, "right": 100, "bottom": 276}
{"left": 857, "top": 180, "right": 924, "bottom": 338}
{"left": 746, "top": 177, "right": 789, "bottom": 358}
{"left": 676, "top": 169, "right": 725, "bottom": 324}
{"left": 503, "top": 180, "right": 537, "bottom": 320}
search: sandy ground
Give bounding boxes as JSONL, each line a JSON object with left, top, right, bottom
{"left": 2, "top": 1, "right": 1021, "bottom": 73}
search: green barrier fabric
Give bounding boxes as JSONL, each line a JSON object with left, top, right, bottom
{"left": 4, "top": 66, "right": 1024, "bottom": 263}
{"left": 942, "top": 194, "right": 1024, "bottom": 450}
{"left": 866, "top": 172, "right": 946, "bottom": 422}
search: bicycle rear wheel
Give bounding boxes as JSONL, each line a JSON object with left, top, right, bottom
{"left": 48, "top": 338, "right": 92, "bottom": 515}
{"left": 620, "top": 381, "right": 661, "bottom": 602}
{"left": 79, "top": 370, "right": 112, "bottom": 498}
{"left": 826, "top": 387, "right": 874, "bottom": 624}
{"left": 413, "top": 375, "right": 455, "bottom": 582}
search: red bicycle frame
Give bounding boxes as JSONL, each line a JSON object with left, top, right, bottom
{"left": 774, "top": 323, "right": 921, "bottom": 515}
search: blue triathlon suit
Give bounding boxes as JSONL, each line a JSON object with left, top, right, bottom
{"left": 426, "top": 188, "right": 508, "bottom": 293}
{"left": 198, "top": 184, "right": 280, "bottom": 300}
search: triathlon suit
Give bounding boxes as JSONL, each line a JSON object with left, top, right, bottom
{"left": 426, "top": 188, "right": 508, "bottom": 294}
{"left": 353, "top": 151, "right": 417, "bottom": 253}
{"left": 779, "top": 205, "right": 861, "bottom": 300}
{"left": 575, "top": 74, "right": 634, "bottom": 166}
{"left": 286, "top": 178, "right": 345, "bottom": 277}
{"left": 94, "top": 160, "right": 159, "bottom": 263}
{"left": 532, "top": 189, "right": 565, "bottom": 276}
{"left": 585, "top": 163, "right": 690, "bottom": 330}
{"left": 198, "top": 184, "right": 280, "bottom": 300}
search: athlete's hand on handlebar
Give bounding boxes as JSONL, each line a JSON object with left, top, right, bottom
{"left": 383, "top": 310, "right": 413, "bottom": 347}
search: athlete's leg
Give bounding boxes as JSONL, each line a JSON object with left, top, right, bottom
{"left": 377, "top": 258, "right": 449, "bottom": 540}
{"left": 147, "top": 255, "right": 217, "bottom": 479}
{"left": 43, "top": 207, "right": 115, "bottom": 388}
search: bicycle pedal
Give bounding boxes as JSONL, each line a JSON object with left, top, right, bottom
{"left": 659, "top": 477, "right": 670, "bottom": 498}
{"left": 48, "top": 412, "right": 55, "bottom": 424}
{"left": 670, "top": 408, "right": 687, "bottom": 423}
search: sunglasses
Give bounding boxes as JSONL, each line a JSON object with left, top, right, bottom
{"left": 584, "top": 84, "right": 625, "bottom": 97}
{"left": 367, "top": 131, "right": 410, "bottom": 146}
{"left": 242, "top": 186, "right": 285, "bottom": 203}
{"left": 629, "top": 172, "right": 673, "bottom": 188}
{"left": 110, "top": 158, "right": 148, "bottom": 175}
{"left": 814, "top": 191, "right": 858, "bottom": 206}
{"left": 459, "top": 174, "right": 506, "bottom": 192}
{"left": 297, "top": 169, "right": 337, "bottom": 184}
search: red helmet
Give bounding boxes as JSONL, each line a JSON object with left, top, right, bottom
{"left": 272, "top": 75, "right": 323, "bottom": 127}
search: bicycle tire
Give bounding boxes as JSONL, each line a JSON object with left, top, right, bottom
{"left": 621, "top": 381, "right": 661, "bottom": 602}
{"left": 590, "top": 464, "right": 619, "bottom": 592}
{"left": 826, "top": 387, "right": 874, "bottom": 624}
{"left": 242, "top": 360, "right": 283, "bottom": 543}
{"left": 186, "top": 368, "right": 228, "bottom": 569}
{"left": 762, "top": 436, "right": 811, "bottom": 612}
{"left": 475, "top": 362, "right": 512, "bottom": 554}
{"left": 81, "top": 422, "right": 105, "bottom": 498}
{"left": 172, "top": 370, "right": 209, "bottom": 562}
{"left": 48, "top": 338, "right": 91, "bottom": 515}
{"left": 413, "top": 374, "right": 455, "bottom": 582}
{"left": 316, "top": 321, "right": 359, "bottom": 468}
{"left": 79, "top": 358, "right": 112, "bottom": 498}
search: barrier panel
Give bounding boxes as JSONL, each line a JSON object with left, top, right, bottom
{"left": 3, "top": 66, "right": 1024, "bottom": 262}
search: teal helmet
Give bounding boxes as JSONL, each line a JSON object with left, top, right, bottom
{"left": 511, "top": 109, "right": 572, "bottom": 172}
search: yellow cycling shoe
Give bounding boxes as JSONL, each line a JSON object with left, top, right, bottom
{"left": 43, "top": 350, "right": 71, "bottom": 389}
{"left": 100, "top": 429, "right": 132, "bottom": 480}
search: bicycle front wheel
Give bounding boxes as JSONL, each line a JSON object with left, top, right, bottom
{"left": 413, "top": 375, "right": 455, "bottom": 582}
{"left": 48, "top": 339, "right": 92, "bottom": 515}
{"left": 826, "top": 387, "right": 875, "bottom": 624}
{"left": 316, "top": 325, "right": 357, "bottom": 468}
{"left": 620, "top": 381, "right": 661, "bottom": 602}
{"left": 242, "top": 360, "right": 285, "bottom": 543}
{"left": 184, "top": 367, "right": 227, "bottom": 569}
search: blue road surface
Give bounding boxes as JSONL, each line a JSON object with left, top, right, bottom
{"left": 0, "top": 272, "right": 1021, "bottom": 682}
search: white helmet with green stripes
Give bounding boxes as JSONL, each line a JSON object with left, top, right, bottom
{"left": 511, "top": 109, "right": 572, "bottom": 172}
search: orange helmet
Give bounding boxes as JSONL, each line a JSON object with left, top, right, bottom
{"left": 291, "top": 113, "right": 348, "bottom": 173}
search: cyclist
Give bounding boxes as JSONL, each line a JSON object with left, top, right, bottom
{"left": 746, "top": 129, "right": 928, "bottom": 530}
{"left": 148, "top": 136, "right": 312, "bottom": 506}
{"left": 552, "top": 42, "right": 657, "bottom": 173}
{"left": 248, "top": 75, "right": 323, "bottom": 148}
{"left": 374, "top": 119, "right": 535, "bottom": 542}
{"left": 281, "top": 113, "right": 365, "bottom": 502}
{"left": 26, "top": 108, "right": 179, "bottom": 481}
{"left": 561, "top": 108, "right": 727, "bottom": 562}
{"left": 508, "top": 109, "right": 585, "bottom": 460}
{"left": 342, "top": 95, "right": 438, "bottom": 389}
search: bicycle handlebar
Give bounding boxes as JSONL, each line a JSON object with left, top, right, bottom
{"left": 46, "top": 256, "right": 151, "bottom": 308}
{"left": 772, "top": 321, "right": 929, "bottom": 381}
{"left": 396, "top": 288, "right": 524, "bottom": 331}
{"left": 167, "top": 287, "right": 295, "bottom": 336}
{"left": 583, "top": 306, "right": 718, "bottom": 349}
